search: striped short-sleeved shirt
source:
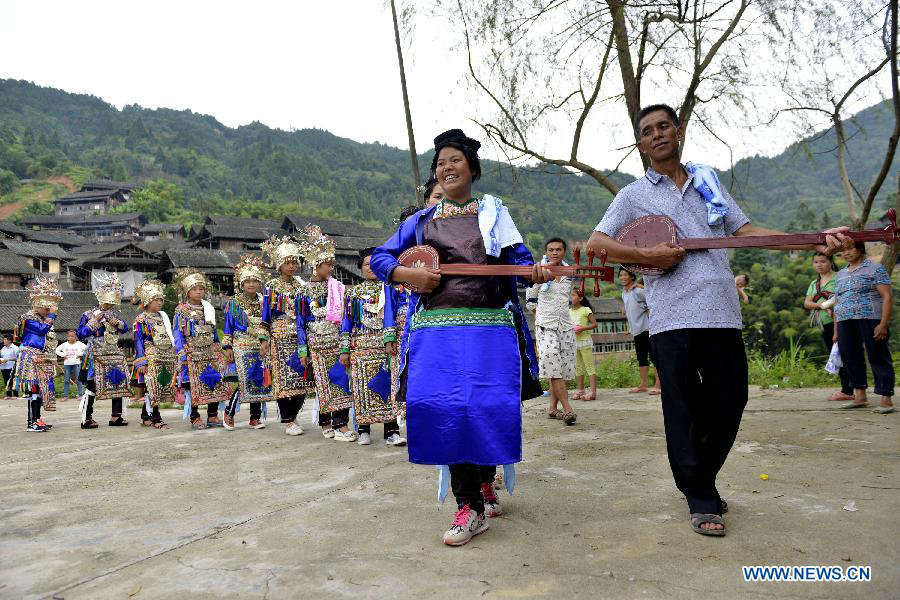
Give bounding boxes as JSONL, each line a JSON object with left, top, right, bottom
{"left": 595, "top": 166, "right": 750, "bottom": 335}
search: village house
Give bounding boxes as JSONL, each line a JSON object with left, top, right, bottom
{"left": 0, "top": 240, "right": 72, "bottom": 276}
{"left": 140, "top": 223, "right": 187, "bottom": 241}
{"left": 0, "top": 250, "right": 39, "bottom": 290}
{"left": 161, "top": 247, "right": 263, "bottom": 299}
{"left": 66, "top": 241, "right": 163, "bottom": 291}
{"left": 19, "top": 213, "right": 147, "bottom": 241}
{"left": 189, "top": 216, "right": 283, "bottom": 251}
{"left": 591, "top": 297, "right": 635, "bottom": 357}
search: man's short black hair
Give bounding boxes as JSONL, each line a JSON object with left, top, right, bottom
{"left": 854, "top": 241, "right": 866, "bottom": 253}
{"left": 545, "top": 237, "right": 567, "bottom": 251}
{"left": 357, "top": 247, "right": 376, "bottom": 270}
{"left": 635, "top": 103, "right": 680, "bottom": 134}
{"left": 3, "top": 334, "right": 11, "bottom": 342}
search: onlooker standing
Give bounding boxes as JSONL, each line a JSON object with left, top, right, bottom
{"left": 527, "top": 238, "right": 577, "bottom": 425}
{"left": 569, "top": 289, "right": 597, "bottom": 401}
{"left": 734, "top": 274, "right": 750, "bottom": 304}
{"left": 803, "top": 252, "right": 853, "bottom": 402}
{"left": 834, "top": 242, "right": 894, "bottom": 414}
{"left": 620, "top": 268, "right": 661, "bottom": 395}
{"left": 1, "top": 335, "right": 19, "bottom": 397}
{"left": 54, "top": 330, "right": 86, "bottom": 398}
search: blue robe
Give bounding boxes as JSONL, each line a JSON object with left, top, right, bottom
{"left": 370, "top": 203, "right": 540, "bottom": 466}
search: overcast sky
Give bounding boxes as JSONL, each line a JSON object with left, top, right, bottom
{"left": 0, "top": 1, "right": 891, "bottom": 176}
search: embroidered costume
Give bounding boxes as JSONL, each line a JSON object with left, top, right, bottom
{"left": 261, "top": 235, "right": 313, "bottom": 429}
{"left": 39, "top": 330, "right": 59, "bottom": 411}
{"left": 77, "top": 273, "right": 130, "bottom": 427}
{"left": 294, "top": 225, "right": 354, "bottom": 438}
{"left": 172, "top": 269, "right": 228, "bottom": 422}
{"left": 342, "top": 279, "right": 401, "bottom": 428}
{"left": 384, "top": 284, "right": 410, "bottom": 416}
{"left": 131, "top": 279, "right": 175, "bottom": 426}
{"left": 14, "top": 277, "right": 62, "bottom": 431}
{"left": 222, "top": 255, "right": 272, "bottom": 426}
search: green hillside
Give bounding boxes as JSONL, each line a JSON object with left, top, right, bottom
{"left": 723, "top": 100, "right": 897, "bottom": 229}
{"left": 0, "top": 78, "right": 895, "bottom": 248}
{"left": 0, "top": 79, "right": 625, "bottom": 249}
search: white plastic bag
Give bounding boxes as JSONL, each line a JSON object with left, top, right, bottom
{"left": 825, "top": 343, "right": 842, "bottom": 374}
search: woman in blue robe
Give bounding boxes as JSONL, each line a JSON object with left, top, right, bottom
{"left": 370, "top": 129, "right": 544, "bottom": 547}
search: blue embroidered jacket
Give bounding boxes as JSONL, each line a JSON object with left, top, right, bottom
{"left": 15, "top": 311, "right": 57, "bottom": 350}
{"left": 369, "top": 204, "right": 539, "bottom": 379}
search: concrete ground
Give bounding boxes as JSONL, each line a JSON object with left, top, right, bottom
{"left": 0, "top": 387, "right": 897, "bottom": 600}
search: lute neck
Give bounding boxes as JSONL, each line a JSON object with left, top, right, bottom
{"left": 679, "top": 229, "right": 893, "bottom": 250}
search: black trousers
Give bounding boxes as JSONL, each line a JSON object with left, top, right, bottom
{"left": 318, "top": 407, "right": 350, "bottom": 429}
{"left": 27, "top": 395, "right": 41, "bottom": 425}
{"left": 650, "top": 328, "right": 748, "bottom": 515}
{"left": 2, "top": 368, "right": 13, "bottom": 396}
{"left": 358, "top": 420, "right": 399, "bottom": 438}
{"left": 449, "top": 464, "right": 498, "bottom": 513}
{"left": 226, "top": 399, "right": 262, "bottom": 420}
{"left": 277, "top": 395, "right": 305, "bottom": 423}
{"left": 84, "top": 380, "right": 123, "bottom": 419}
{"left": 189, "top": 403, "right": 220, "bottom": 420}
{"left": 140, "top": 403, "right": 163, "bottom": 423}
{"left": 837, "top": 319, "right": 894, "bottom": 396}
{"left": 821, "top": 322, "right": 852, "bottom": 395}
{"left": 86, "top": 397, "right": 123, "bottom": 420}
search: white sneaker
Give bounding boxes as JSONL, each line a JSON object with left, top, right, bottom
{"left": 442, "top": 505, "right": 489, "bottom": 546}
{"left": 322, "top": 428, "right": 335, "bottom": 439}
{"left": 385, "top": 433, "right": 407, "bottom": 446}
{"left": 357, "top": 432, "right": 372, "bottom": 445}
{"left": 285, "top": 423, "right": 304, "bottom": 436}
{"left": 333, "top": 429, "right": 358, "bottom": 442}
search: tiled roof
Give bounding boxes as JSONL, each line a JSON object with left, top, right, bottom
{"left": 19, "top": 213, "right": 145, "bottom": 226}
{"left": 69, "top": 242, "right": 134, "bottom": 256}
{"left": 205, "top": 215, "right": 283, "bottom": 230}
{"left": 54, "top": 190, "right": 120, "bottom": 202}
{"left": 199, "top": 224, "right": 282, "bottom": 241}
{"left": 281, "top": 215, "right": 391, "bottom": 239}
{"left": 0, "top": 290, "right": 141, "bottom": 334}
{"left": 136, "top": 239, "right": 190, "bottom": 256}
{"left": 1, "top": 240, "right": 72, "bottom": 260}
{"left": 141, "top": 223, "right": 184, "bottom": 233}
{"left": 166, "top": 248, "right": 250, "bottom": 269}
{"left": 0, "top": 221, "right": 32, "bottom": 237}
{"left": 0, "top": 250, "right": 38, "bottom": 275}
{"left": 81, "top": 180, "right": 138, "bottom": 191}
{"left": 22, "top": 229, "right": 89, "bottom": 248}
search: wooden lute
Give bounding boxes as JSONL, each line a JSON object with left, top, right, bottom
{"left": 396, "top": 244, "right": 614, "bottom": 294}
{"left": 616, "top": 208, "right": 898, "bottom": 275}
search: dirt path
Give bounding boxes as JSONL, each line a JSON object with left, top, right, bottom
{"left": 0, "top": 387, "right": 896, "bottom": 599}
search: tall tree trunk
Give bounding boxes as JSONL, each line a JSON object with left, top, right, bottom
{"left": 390, "top": 0, "right": 421, "bottom": 201}
{"left": 881, "top": 175, "right": 899, "bottom": 275}
{"left": 607, "top": 0, "right": 645, "bottom": 169}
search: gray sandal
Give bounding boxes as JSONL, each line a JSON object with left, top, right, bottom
{"left": 563, "top": 411, "right": 577, "bottom": 425}
{"left": 547, "top": 409, "right": 564, "bottom": 420}
{"left": 691, "top": 513, "right": 725, "bottom": 536}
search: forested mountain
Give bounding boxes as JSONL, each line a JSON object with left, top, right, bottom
{"left": 723, "top": 100, "right": 897, "bottom": 230}
{"left": 0, "top": 78, "right": 895, "bottom": 247}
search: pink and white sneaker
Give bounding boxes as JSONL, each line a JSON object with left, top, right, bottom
{"left": 442, "top": 504, "right": 489, "bottom": 546}
{"left": 481, "top": 483, "right": 502, "bottom": 517}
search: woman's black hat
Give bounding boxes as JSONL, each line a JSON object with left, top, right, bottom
{"left": 433, "top": 129, "right": 481, "bottom": 153}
